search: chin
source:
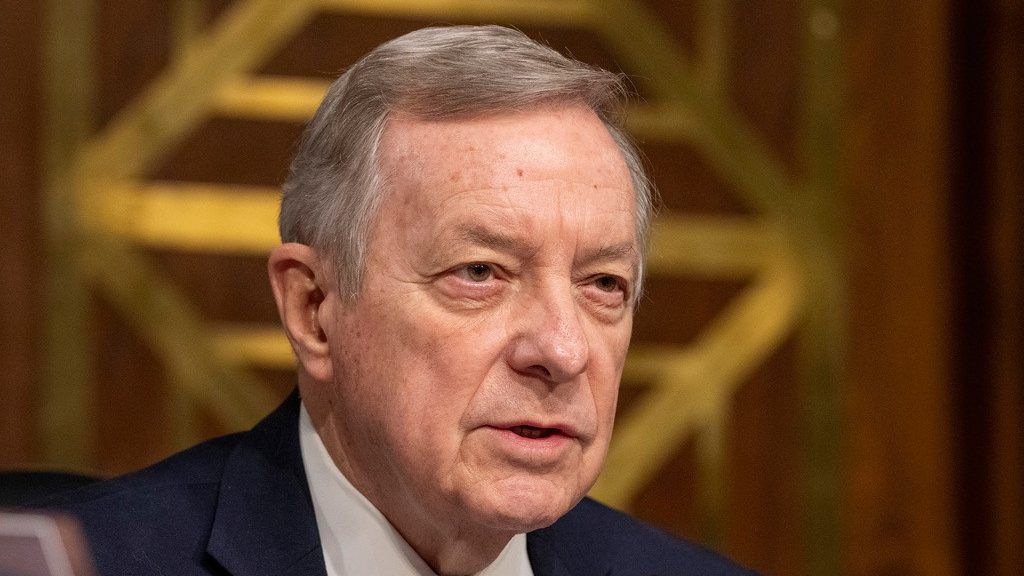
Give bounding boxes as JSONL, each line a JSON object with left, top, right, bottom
{"left": 471, "top": 476, "right": 583, "bottom": 533}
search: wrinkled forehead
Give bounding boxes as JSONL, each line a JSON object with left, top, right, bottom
{"left": 378, "top": 106, "right": 634, "bottom": 196}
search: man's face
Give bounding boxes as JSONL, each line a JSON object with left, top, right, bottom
{"left": 318, "top": 105, "right": 637, "bottom": 536}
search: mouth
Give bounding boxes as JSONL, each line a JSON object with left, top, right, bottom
{"left": 508, "top": 425, "right": 564, "bottom": 439}
{"left": 482, "top": 422, "right": 579, "bottom": 464}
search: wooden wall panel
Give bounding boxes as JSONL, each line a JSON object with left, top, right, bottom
{"left": 96, "top": 0, "right": 172, "bottom": 126}
{"left": 727, "top": 338, "right": 803, "bottom": 576}
{"left": 0, "top": 0, "right": 43, "bottom": 468}
{"left": 843, "top": 1, "right": 960, "bottom": 575}
{"left": 93, "top": 297, "right": 172, "bottom": 474}
{"left": 644, "top": 141, "right": 751, "bottom": 214}
{"left": 954, "top": 1, "right": 1024, "bottom": 574}
{"left": 988, "top": 5, "right": 1024, "bottom": 573}
{"left": 729, "top": 0, "right": 802, "bottom": 175}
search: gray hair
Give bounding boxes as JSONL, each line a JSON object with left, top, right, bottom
{"left": 279, "top": 25, "right": 654, "bottom": 303}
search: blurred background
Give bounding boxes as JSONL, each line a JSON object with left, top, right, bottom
{"left": 1, "top": 1, "right": 1020, "bottom": 575}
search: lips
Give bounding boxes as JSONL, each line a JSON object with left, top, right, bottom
{"left": 489, "top": 420, "right": 579, "bottom": 440}
{"left": 482, "top": 421, "right": 579, "bottom": 465}
{"left": 509, "top": 425, "right": 562, "bottom": 439}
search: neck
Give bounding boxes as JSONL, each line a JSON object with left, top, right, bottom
{"left": 301, "top": 386, "right": 515, "bottom": 575}
{"left": 393, "top": 524, "right": 513, "bottom": 576}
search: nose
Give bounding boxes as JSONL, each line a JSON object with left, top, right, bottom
{"left": 506, "top": 284, "right": 589, "bottom": 383}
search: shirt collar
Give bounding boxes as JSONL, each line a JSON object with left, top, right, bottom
{"left": 299, "top": 402, "right": 535, "bottom": 576}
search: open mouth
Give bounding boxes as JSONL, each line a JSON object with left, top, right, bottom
{"left": 509, "top": 425, "right": 562, "bottom": 439}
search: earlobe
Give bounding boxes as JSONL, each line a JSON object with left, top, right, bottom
{"left": 267, "top": 243, "right": 334, "bottom": 382}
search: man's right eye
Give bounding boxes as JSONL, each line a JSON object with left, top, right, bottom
{"left": 459, "top": 263, "right": 493, "bottom": 282}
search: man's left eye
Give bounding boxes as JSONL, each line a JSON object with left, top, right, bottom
{"left": 594, "top": 275, "right": 622, "bottom": 292}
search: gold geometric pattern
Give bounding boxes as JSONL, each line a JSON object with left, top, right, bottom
{"left": 45, "top": 0, "right": 839, "bottom": 566}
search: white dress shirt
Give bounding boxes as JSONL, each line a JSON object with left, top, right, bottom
{"left": 299, "top": 404, "right": 536, "bottom": 576}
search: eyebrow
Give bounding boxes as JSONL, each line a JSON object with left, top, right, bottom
{"left": 453, "top": 224, "right": 530, "bottom": 254}
{"left": 447, "top": 224, "right": 637, "bottom": 268}
{"left": 575, "top": 241, "right": 638, "bottom": 268}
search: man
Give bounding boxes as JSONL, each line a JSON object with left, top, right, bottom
{"left": 48, "top": 26, "right": 756, "bottom": 575}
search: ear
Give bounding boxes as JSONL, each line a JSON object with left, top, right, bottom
{"left": 268, "top": 243, "right": 333, "bottom": 383}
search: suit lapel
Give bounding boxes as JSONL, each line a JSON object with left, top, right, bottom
{"left": 207, "top": 392, "right": 327, "bottom": 576}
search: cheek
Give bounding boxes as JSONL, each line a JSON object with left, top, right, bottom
{"left": 589, "top": 323, "right": 632, "bottom": 425}
{"left": 590, "top": 371, "right": 621, "bottom": 436}
{"left": 349, "top": 301, "right": 510, "bottom": 430}
{"left": 414, "top": 298, "right": 511, "bottom": 360}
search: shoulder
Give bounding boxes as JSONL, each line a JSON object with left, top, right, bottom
{"left": 41, "top": 433, "right": 245, "bottom": 573}
{"left": 46, "top": 432, "right": 243, "bottom": 510}
{"left": 530, "top": 497, "right": 759, "bottom": 576}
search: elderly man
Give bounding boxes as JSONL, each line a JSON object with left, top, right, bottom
{"left": 48, "top": 26, "right": 756, "bottom": 576}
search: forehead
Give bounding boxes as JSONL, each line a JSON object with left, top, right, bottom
{"left": 377, "top": 106, "right": 635, "bottom": 221}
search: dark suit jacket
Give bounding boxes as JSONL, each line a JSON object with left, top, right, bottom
{"left": 46, "top": 392, "right": 757, "bottom": 576}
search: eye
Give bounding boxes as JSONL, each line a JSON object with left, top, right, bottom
{"left": 435, "top": 261, "right": 505, "bottom": 306}
{"left": 582, "top": 274, "right": 629, "bottom": 313}
{"left": 594, "top": 275, "right": 623, "bottom": 293}
{"left": 459, "top": 263, "right": 494, "bottom": 282}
